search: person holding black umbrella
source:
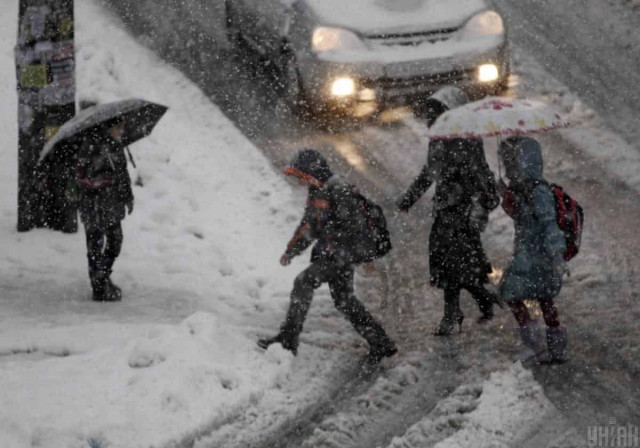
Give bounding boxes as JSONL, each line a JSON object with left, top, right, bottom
{"left": 40, "top": 98, "right": 168, "bottom": 302}
{"left": 76, "top": 118, "right": 134, "bottom": 302}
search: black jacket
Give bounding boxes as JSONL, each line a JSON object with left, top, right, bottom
{"left": 399, "top": 138, "right": 499, "bottom": 288}
{"left": 398, "top": 139, "right": 498, "bottom": 215}
{"left": 285, "top": 175, "right": 367, "bottom": 264}
{"left": 76, "top": 136, "right": 133, "bottom": 229}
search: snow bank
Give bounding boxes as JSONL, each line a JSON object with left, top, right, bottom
{"left": 0, "top": 1, "right": 309, "bottom": 446}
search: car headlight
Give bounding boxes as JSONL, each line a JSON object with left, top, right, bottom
{"left": 331, "top": 77, "right": 356, "bottom": 97}
{"left": 312, "top": 27, "right": 366, "bottom": 53}
{"left": 460, "top": 10, "right": 504, "bottom": 40}
{"left": 478, "top": 64, "right": 500, "bottom": 83}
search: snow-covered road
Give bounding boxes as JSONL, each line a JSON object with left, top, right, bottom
{"left": 492, "top": 0, "right": 640, "bottom": 151}
{"left": 100, "top": 0, "right": 640, "bottom": 446}
{"left": 1, "top": 0, "right": 639, "bottom": 446}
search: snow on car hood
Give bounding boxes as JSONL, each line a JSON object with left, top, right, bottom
{"left": 303, "top": 0, "right": 488, "bottom": 35}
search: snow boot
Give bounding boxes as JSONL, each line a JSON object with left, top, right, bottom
{"left": 105, "top": 277, "right": 122, "bottom": 302}
{"left": 546, "top": 326, "right": 568, "bottom": 364}
{"left": 476, "top": 309, "right": 494, "bottom": 325}
{"left": 519, "top": 321, "right": 551, "bottom": 363}
{"left": 90, "top": 271, "right": 108, "bottom": 302}
{"left": 257, "top": 333, "right": 298, "bottom": 355}
{"left": 433, "top": 312, "right": 464, "bottom": 336}
{"left": 365, "top": 337, "right": 398, "bottom": 365}
{"left": 433, "top": 305, "right": 464, "bottom": 336}
{"left": 434, "top": 290, "right": 464, "bottom": 336}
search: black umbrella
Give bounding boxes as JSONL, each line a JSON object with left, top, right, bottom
{"left": 39, "top": 98, "right": 168, "bottom": 162}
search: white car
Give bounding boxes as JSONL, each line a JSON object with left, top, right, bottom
{"left": 226, "top": 0, "right": 511, "bottom": 116}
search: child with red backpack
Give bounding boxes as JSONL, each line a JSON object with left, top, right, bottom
{"left": 498, "top": 136, "right": 582, "bottom": 364}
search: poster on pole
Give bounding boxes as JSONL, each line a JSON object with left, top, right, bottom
{"left": 16, "top": 0, "right": 77, "bottom": 233}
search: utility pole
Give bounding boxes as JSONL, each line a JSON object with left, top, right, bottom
{"left": 15, "top": 0, "right": 77, "bottom": 233}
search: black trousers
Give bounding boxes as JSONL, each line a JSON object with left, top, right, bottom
{"left": 280, "top": 260, "right": 391, "bottom": 347}
{"left": 443, "top": 279, "right": 497, "bottom": 321}
{"left": 84, "top": 222, "right": 123, "bottom": 277}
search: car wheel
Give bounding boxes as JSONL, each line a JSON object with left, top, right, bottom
{"left": 225, "top": 3, "right": 242, "bottom": 47}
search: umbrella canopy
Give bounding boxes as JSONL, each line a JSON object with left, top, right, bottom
{"left": 428, "top": 97, "right": 569, "bottom": 141}
{"left": 39, "top": 98, "right": 168, "bottom": 162}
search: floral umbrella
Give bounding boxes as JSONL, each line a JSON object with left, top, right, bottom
{"left": 428, "top": 97, "right": 569, "bottom": 141}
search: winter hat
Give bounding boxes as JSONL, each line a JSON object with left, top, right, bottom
{"left": 424, "top": 87, "right": 469, "bottom": 127}
{"left": 429, "top": 86, "right": 469, "bottom": 111}
{"left": 422, "top": 99, "right": 449, "bottom": 128}
{"left": 283, "top": 148, "right": 333, "bottom": 183}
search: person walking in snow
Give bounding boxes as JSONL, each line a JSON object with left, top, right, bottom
{"left": 397, "top": 87, "right": 502, "bottom": 336}
{"left": 258, "top": 148, "right": 397, "bottom": 364}
{"left": 497, "top": 136, "right": 569, "bottom": 364}
{"left": 76, "top": 118, "right": 134, "bottom": 302}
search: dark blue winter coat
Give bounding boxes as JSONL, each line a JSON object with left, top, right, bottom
{"left": 499, "top": 137, "right": 566, "bottom": 302}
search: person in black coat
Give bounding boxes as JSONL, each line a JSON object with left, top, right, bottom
{"left": 258, "top": 149, "right": 397, "bottom": 364}
{"left": 397, "top": 88, "right": 501, "bottom": 336}
{"left": 76, "top": 119, "right": 134, "bottom": 302}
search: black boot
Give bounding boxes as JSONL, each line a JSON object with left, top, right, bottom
{"left": 89, "top": 270, "right": 108, "bottom": 302}
{"left": 365, "top": 336, "right": 398, "bottom": 365}
{"left": 434, "top": 288, "right": 464, "bottom": 336}
{"left": 470, "top": 285, "right": 502, "bottom": 324}
{"left": 105, "top": 277, "right": 122, "bottom": 302}
{"left": 102, "top": 268, "right": 122, "bottom": 302}
{"left": 433, "top": 311, "right": 464, "bottom": 336}
{"left": 336, "top": 296, "right": 397, "bottom": 364}
{"left": 476, "top": 309, "right": 494, "bottom": 324}
{"left": 257, "top": 333, "right": 298, "bottom": 355}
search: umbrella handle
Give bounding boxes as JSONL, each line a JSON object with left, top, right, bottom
{"left": 126, "top": 147, "right": 137, "bottom": 169}
{"left": 496, "top": 137, "right": 503, "bottom": 184}
{"left": 106, "top": 149, "right": 116, "bottom": 171}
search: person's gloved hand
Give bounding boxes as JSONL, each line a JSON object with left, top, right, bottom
{"left": 126, "top": 199, "right": 134, "bottom": 214}
{"left": 280, "top": 253, "right": 292, "bottom": 266}
{"left": 469, "top": 197, "right": 489, "bottom": 232}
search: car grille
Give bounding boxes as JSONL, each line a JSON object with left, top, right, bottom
{"left": 361, "top": 69, "right": 474, "bottom": 98}
{"left": 365, "top": 28, "right": 459, "bottom": 48}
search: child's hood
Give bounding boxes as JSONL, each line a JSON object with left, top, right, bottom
{"left": 283, "top": 148, "right": 333, "bottom": 183}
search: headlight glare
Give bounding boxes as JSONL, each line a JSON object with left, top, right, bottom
{"left": 461, "top": 10, "right": 504, "bottom": 39}
{"left": 331, "top": 77, "right": 356, "bottom": 97}
{"left": 312, "top": 27, "right": 365, "bottom": 53}
{"left": 478, "top": 64, "right": 499, "bottom": 82}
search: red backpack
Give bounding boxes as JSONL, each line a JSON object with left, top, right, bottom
{"left": 549, "top": 183, "right": 583, "bottom": 261}
{"left": 502, "top": 181, "right": 583, "bottom": 261}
